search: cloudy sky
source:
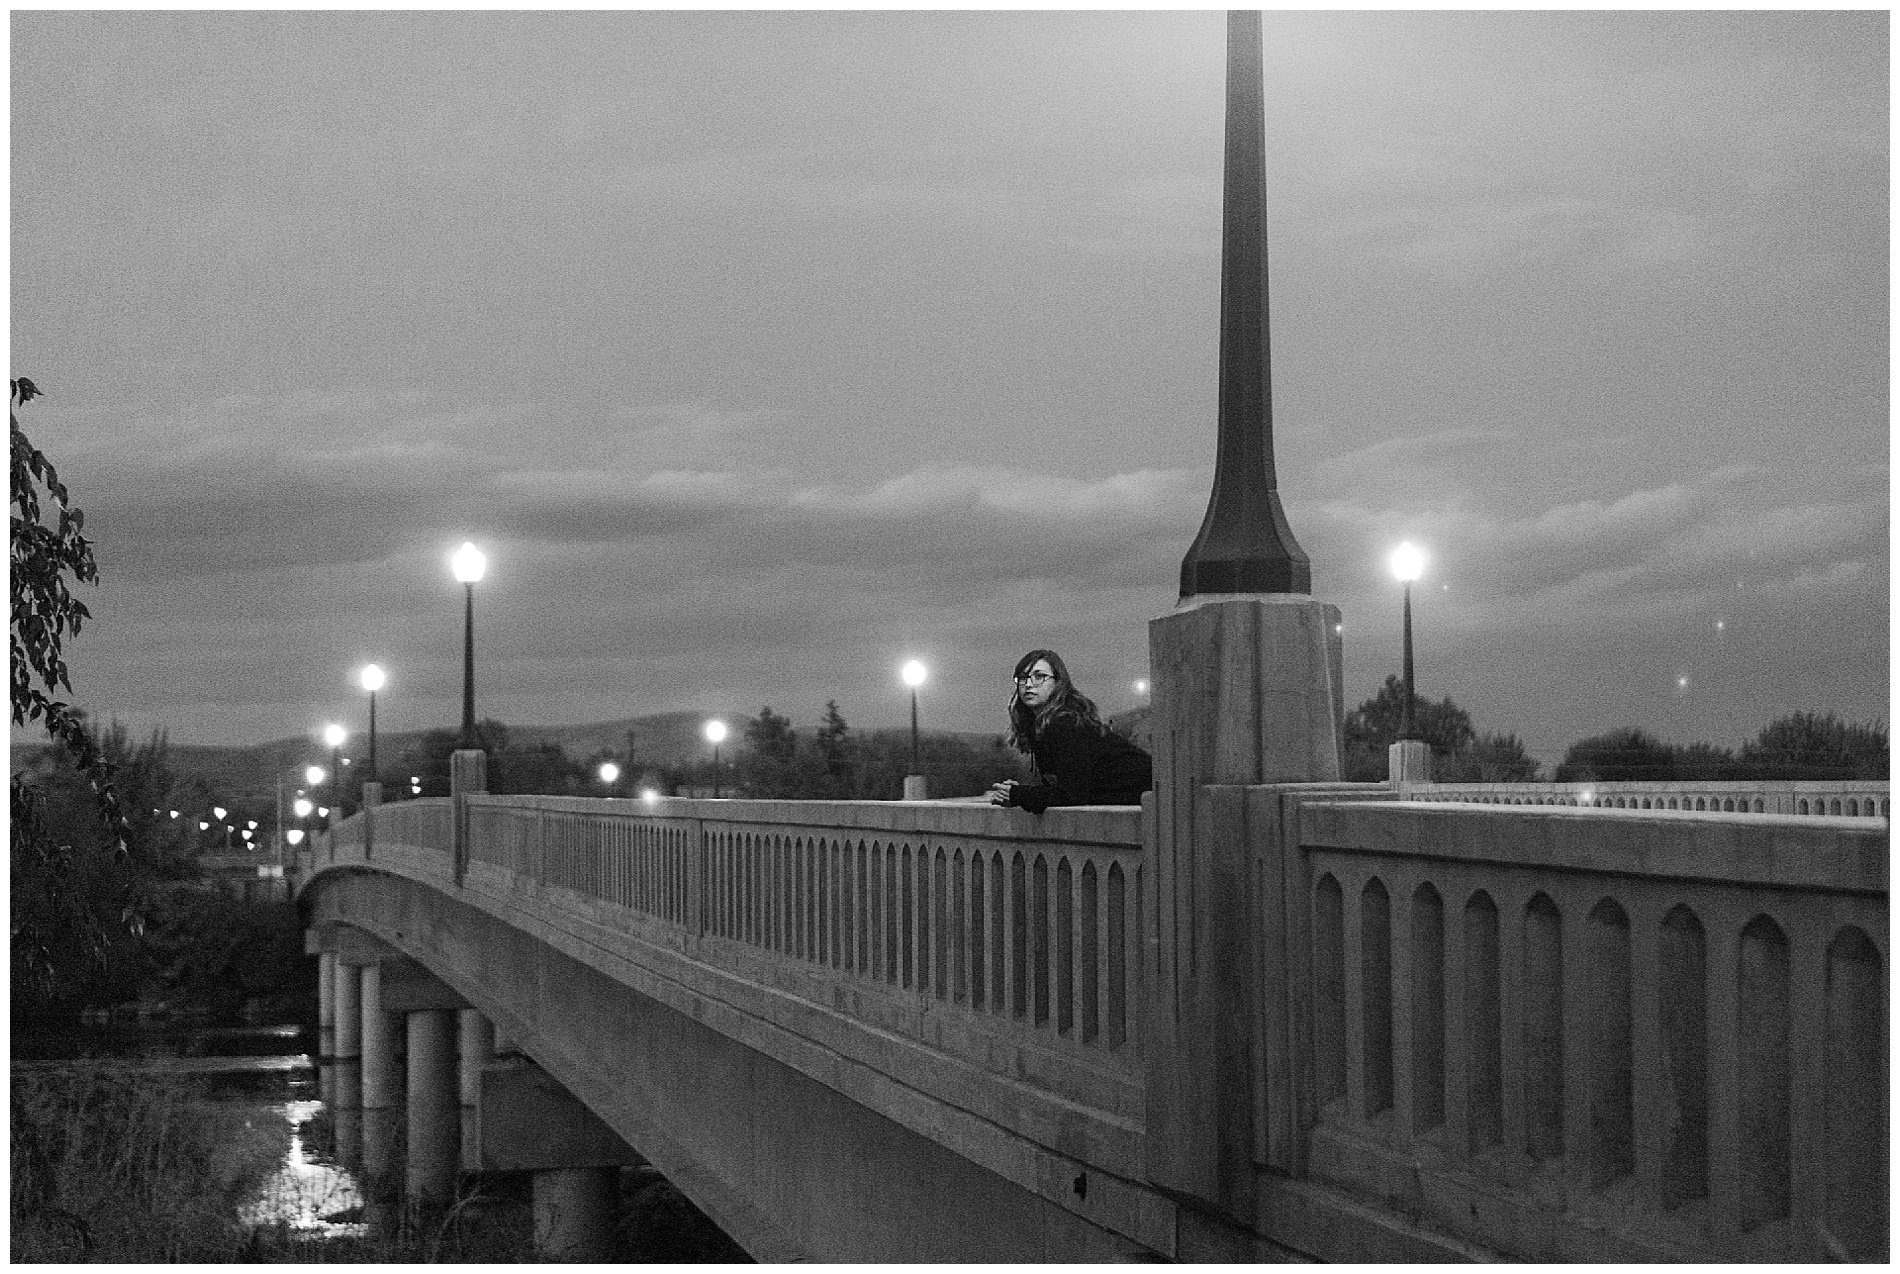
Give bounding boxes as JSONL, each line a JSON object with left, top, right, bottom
{"left": 12, "top": 7, "right": 1888, "bottom": 769}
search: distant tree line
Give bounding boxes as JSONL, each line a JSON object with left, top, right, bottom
{"left": 1552, "top": 713, "right": 1887, "bottom": 783}
{"left": 1342, "top": 673, "right": 1887, "bottom": 785}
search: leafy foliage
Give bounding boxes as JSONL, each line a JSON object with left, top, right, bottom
{"left": 1737, "top": 711, "right": 1887, "bottom": 780}
{"left": 10, "top": 377, "right": 133, "bottom": 994}
{"left": 727, "top": 702, "right": 1030, "bottom": 800}
{"left": 1555, "top": 713, "right": 1886, "bottom": 782}
{"left": 1340, "top": 676, "right": 1540, "bottom": 782}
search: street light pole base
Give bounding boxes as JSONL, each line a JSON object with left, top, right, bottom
{"left": 902, "top": 775, "right": 929, "bottom": 801}
{"left": 1389, "top": 739, "right": 1432, "bottom": 795}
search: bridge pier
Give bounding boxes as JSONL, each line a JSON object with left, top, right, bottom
{"left": 333, "top": 957, "right": 362, "bottom": 1111}
{"left": 359, "top": 963, "right": 399, "bottom": 1110}
{"left": 318, "top": 951, "right": 337, "bottom": 1060}
{"left": 533, "top": 1167, "right": 621, "bottom": 1261}
{"left": 476, "top": 1055, "right": 643, "bottom": 1260}
{"left": 406, "top": 1008, "right": 461, "bottom": 1212}
{"left": 459, "top": 1009, "right": 495, "bottom": 1171}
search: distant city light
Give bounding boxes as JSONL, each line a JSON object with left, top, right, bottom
{"left": 1134, "top": 679, "right": 1150, "bottom": 697}
{"left": 641, "top": 788, "right": 660, "bottom": 805}
{"left": 294, "top": 799, "right": 313, "bottom": 818}
{"left": 317, "top": 807, "right": 330, "bottom": 819}
{"left": 1580, "top": 789, "right": 1596, "bottom": 806}
{"left": 286, "top": 829, "right": 305, "bottom": 846}
{"left": 240, "top": 828, "right": 253, "bottom": 841}
{"left": 213, "top": 806, "right": 228, "bottom": 821}
{"left": 247, "top": 820, "right": 258, "bottom": 830}
{"left": 199, "top": 821, "right": 211, "bottom": 832}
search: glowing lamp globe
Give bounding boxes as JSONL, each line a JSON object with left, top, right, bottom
{"left": 305, "top": 765, "right": 325, "bottom": 786}
{"left": 598, "top": 762, "right": 621, "bottom": 784}
{"left": 901, "top": 660, "right": 928, "bottom": 688}
{"left": 451, "top": 542, "right": 487, "bottom": 584}
{"left": 1391, "top": 542, "right": 1426, "bottom": 583}
{"left": 360, "top": 664, "right": 386, "bottom": 693}
{"left": 323, "top": 723, "right": 347, "bottom": 749}
{"left": 704, "top": 719, "right": 728, "bottom": 746}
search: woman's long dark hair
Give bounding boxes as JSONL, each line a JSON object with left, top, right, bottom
{"left": 1006, "top": 649, "right": 1108, "bottom": 755}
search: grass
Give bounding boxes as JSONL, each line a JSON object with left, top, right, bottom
{"left": 9, "top": 1066, "right": 535, "bottom": 1263}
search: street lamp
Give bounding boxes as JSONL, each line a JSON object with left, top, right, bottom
{"left": 1390, "top": 542, "right": 1426, "bottom": 740}
{"left": 451, "top": 542, "right": 487, "bottom": 748}
{"left": 597, "top": 761, "right": 620, "bottom": 792}
{"left": 704, "top": 719, "right": 728, "bottom": 798}
{"left": 901, "top": 660, "right": 928, "bottom": 796}
{"left": 323, "top": 724, "right": 348, "bottom": 823}
{"left": 358, "top": 664, "right": 386, "bottom": 791}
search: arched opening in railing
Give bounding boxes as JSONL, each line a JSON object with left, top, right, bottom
{"left": 1523, "top": 892, "right": 1564, "bottom": 1162}
{"left": 1585, "top": 897, "right": 1633, "bottom": 1188}
{"left": 1823, "top": 925, "right": 1887, "bottom": 1260}
{"left": 1737, "top": 914, "right": 1792, "bottom": 1229}
{"left": 1315, "top": 873, "right": 1346, "bottom": 1108}
{"left": 1411, "top": 883, "right": 1446, "bottom": 1135}
{"left": 1658, "top": 905, "right": 1709, "bottom": 1208}
{"left": 1464, "top": 890, "right": 1502, "bottom": 1154}
{"left": 1361, "top": 877, "right": 1394, "bottom": 1117}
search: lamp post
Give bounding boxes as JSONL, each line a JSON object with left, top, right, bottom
{"left": 900, "top": 660, "right": 928, "bottom": 800}
{"left": 359, "top": 664, "right": 386, "bottom": 790}
{"left": 323, "top": 724, "right": 348, "bottom": 823}
{"left": 704, "top": 720, "right": 727, "bottom": 798}
{"left": 1390, "top": 542, "right": 1426, "bottom": 740}
{"left": 451, "top": 542, "right": 487, "bottom": 748}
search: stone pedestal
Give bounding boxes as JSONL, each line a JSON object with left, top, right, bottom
{"left": 451, "top": 749, "right": 487, "bottom": 882}
{"left": 1143, "top": 594, "right": 1345, "bottom": 1214}
{"left": 902, "top": 774, "right": 929, "bottom": 801}
{"left": 1389, "top": 738, "right": 1432, "bottom": 794}
{"left": 459, "top": 1010, "right": 496, "bottom": 1172}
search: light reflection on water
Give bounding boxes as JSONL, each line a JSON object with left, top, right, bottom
{"left": 237, "top": 1098, "right": 368, "bottom": 1238}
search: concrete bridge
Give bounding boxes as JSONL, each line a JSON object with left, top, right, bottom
{"left": 296, "top": 762, "right": 1887, "bottom": 1261}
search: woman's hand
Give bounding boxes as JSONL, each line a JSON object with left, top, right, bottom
{"left": 987, "top": 779, "right": 1018, "bottom": 806}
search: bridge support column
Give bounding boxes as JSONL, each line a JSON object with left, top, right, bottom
{"left": 360, "top": 963, "right": 399, "bottom": 1110}
{"left": 533, "top": 1167, "right": 621, "bottom": 1262}
{"left": 1144, "top": 596, "right": 1344, "bottom": 1216}
{"left": 318, "top": 951, "right": 337, "bottom": 1059}
{"left": 459, "top": 1010, "right": 495, "bottom": 1170}
{"left": 334, "top": 958, "right": 362, "bottom": 1110}
{"left": 406, "top": 1008, "right": 462, "bottom": 1213}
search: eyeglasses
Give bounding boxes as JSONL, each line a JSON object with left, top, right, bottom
{"left": 1015, "top": 671, "right": 1055, "bottom": 687}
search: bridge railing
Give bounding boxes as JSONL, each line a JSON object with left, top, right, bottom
{"left": 453, "top": 795, "right": 1149, "bottom": 1118}
{"left": 1405, "top": 778, "right": 1888, "bottom": 818}
{"left": 1265, "top": 795, "right": 1887, "bottom": 1262}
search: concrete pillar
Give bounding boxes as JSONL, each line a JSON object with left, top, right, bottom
{"left": 1144, "top": 595, "right": 1344, "bottom": 1215}
{"left": 360, "top": 963, "right": 399, "bottom": 1110}
{"left": 406, "top": 1008, "right": 462, "bottom": 1212}
{"left": 902, "top": 775, "right": 929, "bottom": 801}
{"left": 459, "top": 1010, "right": 495, "bottom": 1106}
{"left": 318, "top": 952, "right": 337, "bottom": 1060}
{"left": 334, "top": 960, "right": 363, "bottom": 1107}
{"left": 533, "top": 1166, "right": 621, "bottom": 1261}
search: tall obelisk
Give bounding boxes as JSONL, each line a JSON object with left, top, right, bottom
{"left": 1142, "top": 11, "right": 1345, "bottom": 1215}
{"left": 1178, "top": 7, "right": 1311, "bottom": 599}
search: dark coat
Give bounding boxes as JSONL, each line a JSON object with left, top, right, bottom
{"left": 1008, "top": 717, "right": 1153, "bottom": 813}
